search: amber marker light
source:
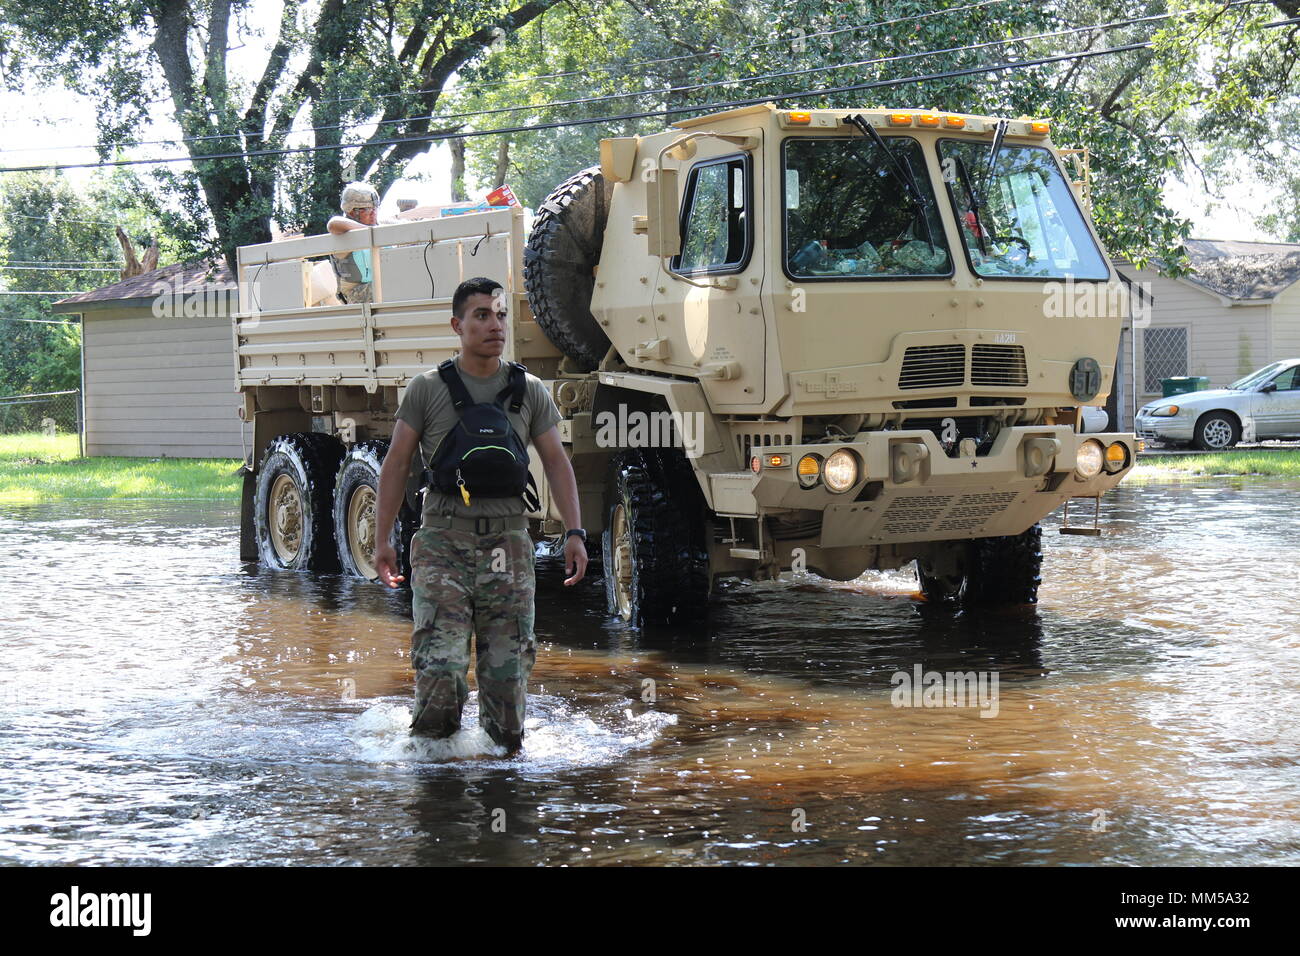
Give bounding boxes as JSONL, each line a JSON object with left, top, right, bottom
{"left": 1029, "top": 121, "right": 1050, "bottom": 135}
{"left": 917, "top": 113, "right": 940, "bottom": 127}
{"left": 765, "top": 453, "right": 790, "bottom": 468}
{"left": 943, "top": 115, "right": 966, "bottom": 128}
{"left": 797, "top": 454, "right": 822, "bottom": 489}
{"left": 887, "top": 113, "right": 913, "bottom": 126}
{"left": 787, "top": 111, "right": 812, "bottom": 124}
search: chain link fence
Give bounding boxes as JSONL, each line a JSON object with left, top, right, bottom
{"left": 0, "top": 390, "right": 83, "bottom": 454}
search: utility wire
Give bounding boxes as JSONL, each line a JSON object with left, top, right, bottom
{"left": 1, "top": 1, "right": 1260, "bottom": 158}
{"left": 0, "top": 0, "right": 1024, "bottom": 156}
{"left": 4, "top": 15, "right": 1296, "bottom": 176}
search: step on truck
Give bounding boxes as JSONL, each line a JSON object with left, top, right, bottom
{"left": 234, "top": 103, "right": 1137, "bottom": 624}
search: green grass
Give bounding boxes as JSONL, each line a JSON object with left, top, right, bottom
{"left": 1132, "top": 449, "right": 1300, "bottom": 478}
{"left": 0, "top": 432, "right": 243, "bottom": 502}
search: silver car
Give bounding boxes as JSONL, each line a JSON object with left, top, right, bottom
{"left": 1135, "top": 359, "right": 1300, "bottom": 450}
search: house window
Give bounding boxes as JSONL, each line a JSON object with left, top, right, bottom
{"left": 1143, "top": 326, "right": 1188, "bottom": 393}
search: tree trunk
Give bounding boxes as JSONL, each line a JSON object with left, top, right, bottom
{"left": 493, "top": 137, "right": 511, "bottom": 188}
{"left": 450, "top": 138, "right": 468, "bottom": 202}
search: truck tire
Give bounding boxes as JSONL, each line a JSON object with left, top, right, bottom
{"left": 1193, "top": 411, "right": 1239, "bottom": 451}
{"left": 915, "top": 547, "right": 972, "bottom": 605}
{"left": 524, "top": 166, "right": 614, "bottom": 371}
{"left": 602, "top": 450, "right": 710, "bottom": 626}
{"left": 254, "top": 432, "right": 346, "bottom": 571}
{"left": 333, "top": 440, "right": 420, "bottom": 583}
{"left": 966, "top": 524, "right": 1043, "bottom": 606}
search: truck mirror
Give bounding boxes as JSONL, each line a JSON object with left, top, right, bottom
{"left": 643, "top": 167, "right": 681, "bottom": 259}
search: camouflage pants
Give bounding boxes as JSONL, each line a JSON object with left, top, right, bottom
{"left": 408, "top": 526, "right": 537, "bottom": 749}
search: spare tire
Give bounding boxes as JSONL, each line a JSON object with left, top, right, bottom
{"left": 524, "top": 166, "right": 615, "bottom": 371}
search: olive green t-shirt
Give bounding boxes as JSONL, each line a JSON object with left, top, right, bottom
{"left": 396, "top": 356, "right": 561, "bottom": 518}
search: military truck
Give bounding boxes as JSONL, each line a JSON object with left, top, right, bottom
{"left": 234, "top": 103, "right": 1137, "bottom": 624}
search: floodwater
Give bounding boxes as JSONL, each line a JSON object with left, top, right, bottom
{"left": 1, "top": 480, "right": 1297, "bottom": 866}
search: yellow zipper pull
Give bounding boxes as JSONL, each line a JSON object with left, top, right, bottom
{"left": 457, "top": 470, "right": 470, "bottom": 506}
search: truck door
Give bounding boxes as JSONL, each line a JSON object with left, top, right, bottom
{"left": 650, "top": 133, "right": 765, "bottom": 407}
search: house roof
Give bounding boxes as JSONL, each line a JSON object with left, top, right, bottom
{"left": 1181, "top": 239, "right": 1300, "bottom": 300}
{"left": 50, "top": 260, "right": 235, "bottom": 314}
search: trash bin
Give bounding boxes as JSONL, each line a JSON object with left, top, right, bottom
{"left": 1161, "top": 376, "right": 1210, "bottom": 397}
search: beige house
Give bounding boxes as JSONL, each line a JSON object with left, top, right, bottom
{"left": 51, "top": 261, "right": 248, "bottom": 458}
{"left": 1112, "top": 239, "right": 1300, "bottom": 430}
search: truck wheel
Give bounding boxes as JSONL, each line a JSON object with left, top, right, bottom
{"left": 966, "top": 524, "right": 1043, "bottom": 606}
{"left": 254, "top": 432, "right": 346, "bottom": 571}
{"left": 333, "top": 440, "right": 420, "bottom": 582}
{"left": 524, "top": 166, "right": 614, "bottom": 371}
{"left": 1193, "top": 412, "right": 1239, "bottom": 451}
{"left": 915, "top": 547, "right": 972, "bottom": 605}
{"left": 602, "top": 450, "right": 710, "bottom": 626}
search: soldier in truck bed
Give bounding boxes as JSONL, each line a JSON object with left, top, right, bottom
{"left": 371, "top": 277, "right": 588, "bottom": 755}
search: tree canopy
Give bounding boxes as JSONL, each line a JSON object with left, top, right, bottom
{"left": 1, "top": 0, "right": 1298, "bottom": 273}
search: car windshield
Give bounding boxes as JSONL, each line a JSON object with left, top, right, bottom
{"left": 1230, "top": 362, "right": 1290, "bottom": 390}
{"left": 937, "top": 139, "right": 1109, "bottom": 279}
{"left": 782, "top": 136, "right": 951, "bottom": 279}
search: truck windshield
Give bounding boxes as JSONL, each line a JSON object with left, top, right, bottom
{"left": 783, "top": 137, "right": 951, "bottom": 280}
{"left": 937, "top": 139, "right": 1109, "bottom": 280}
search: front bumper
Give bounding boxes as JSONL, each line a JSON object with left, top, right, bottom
{"left": 1135, "top": 413, "right": 1193, "bottom": 444}
{"left": 710, "top": 426, "right": 1136, "bottom": 547}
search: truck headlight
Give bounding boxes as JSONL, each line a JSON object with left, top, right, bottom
{"left": 1150, "top": 405, "right": 1180, "bottom": 417}
{"left": 1075, "top": 439, "right": 1104, "bottom": 478}
{"left": 823, "top": 449, "right": 859, "bottom": 493}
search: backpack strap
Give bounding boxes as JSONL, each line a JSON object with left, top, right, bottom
{"left": 495, "top": 361, "right": 527, "bottom": 414}
{"left": 437, "top": 358, "right": 473, "bottom": 410}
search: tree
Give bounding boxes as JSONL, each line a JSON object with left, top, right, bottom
{"left": 446, "top": 0, "right": 1300, "bottom": 270}
{"left": 0, "top": 0, "right": 568, "bottom": 270}
{"left": 0, "top": 169, "right": 168, "bottom": 396}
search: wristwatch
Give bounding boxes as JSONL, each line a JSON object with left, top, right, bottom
{"left": 563, "top": 528, "right": 587, "bottom": 542}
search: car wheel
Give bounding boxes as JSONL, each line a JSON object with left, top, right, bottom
{"left": 1193, "top": 412, "right": 1239, "bottom": 451}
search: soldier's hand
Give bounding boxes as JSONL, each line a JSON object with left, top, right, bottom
{"left": 374, "top": 541, "right": 405, "bottom": 589}
{"left": 563, "top": 535, "right": 587, "bottom": 586}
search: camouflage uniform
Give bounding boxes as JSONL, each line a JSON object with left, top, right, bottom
{"left": 408, "top": 520, "right": 537, "bottom": 750}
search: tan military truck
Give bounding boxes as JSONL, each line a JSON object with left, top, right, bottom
{"left": 234, "top": 103, "right": 1136, "bottom": 624}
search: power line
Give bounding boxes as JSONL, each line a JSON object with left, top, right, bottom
{"left": 0, "top": 265, "right": 121, "bottom": 272}
{"left": 4, "top": 15, "right": 1296, "bottom": 176}
{"left": 0, "top": 0, "right": 1025, "bottom": 156}
{"left": 5, "top": 212, "right": 123, "bottom": 226}
{"left": 1, "top": 259, "right": 122, "bottom": 265}
{"left": 1, "top": 0, "right": 1246, "bottom": 159}
{"left": 0, "top": 315, "right": 82, "bottom": 322}
{"left": 326, "top": 0, "right": 1025, "bottom": 105}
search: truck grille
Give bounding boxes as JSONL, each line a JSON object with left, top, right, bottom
{"left": 898, "top": 345, "right": 965, "bottom": 389}
{"left": 970, "top": 344, "right": 1028, "bottom": 386}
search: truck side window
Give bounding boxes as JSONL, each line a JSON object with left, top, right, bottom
{"left": 673, "top": 157, "right": 751, "bottom": 274}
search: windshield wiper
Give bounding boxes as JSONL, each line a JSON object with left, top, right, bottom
{"left": 843, "top": 113, "right": 935, "bottom": 249}
{"left": 952, "top": 155, "right": 991, "bottom": 256}
{"left": 984, "top": 118, "right": 1009, "bottom": 187}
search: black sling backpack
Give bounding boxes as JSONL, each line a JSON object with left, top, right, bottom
{"left": 426, "top": 359, "right": 532, "bottom": 505}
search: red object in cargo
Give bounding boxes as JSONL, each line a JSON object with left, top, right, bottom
{"left": 486, "top": 185, "right": 519, "bottom": 207}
